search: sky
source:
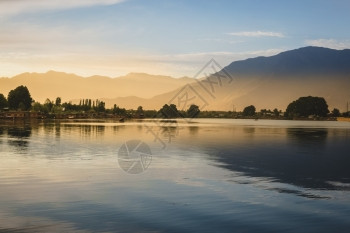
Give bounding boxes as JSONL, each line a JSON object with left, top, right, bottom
{"left": 1, "top": 0, "right": 350, "bottom": 78}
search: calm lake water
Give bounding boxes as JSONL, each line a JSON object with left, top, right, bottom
{"left": 0, "top": 119, "right": 350, "bottom": 232}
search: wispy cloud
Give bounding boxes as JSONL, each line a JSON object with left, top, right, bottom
{"left": 147, "top": 49, "right": 284, "bottom": 63}
{"left": 305, "top": 39, "right": 350, "bottom": 50}
{"left": 227, "top": 31, "right": 284, "bottom": 38}
{"left": 198, "top": 38, "right": 244, "bottom": 44}
{"left": 0, "top": 0, "right": 125, "bottom": 16}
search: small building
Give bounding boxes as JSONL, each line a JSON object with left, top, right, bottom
{"left": 4, "top": 111, "right": 29, "bottom": 118}
{"left": 0, "top": 111, "right": 42, "bottom": 119}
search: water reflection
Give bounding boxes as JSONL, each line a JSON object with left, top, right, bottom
{"left": 208, "top": 127, "right": 350, "bottom": 191}
{"left": 1, "top": 120, "right": 350, "bottom": 232}
{"left": 287, "top": 128, "right": 328, "bottom": 147}
{"left": 5, "top": 124, "right": 32, "bottom": 150}
{"left": 243, "top": 127, "right": 255, "bottom": 135}
{"left": 188, "top": 126, "right": 199, "bottom": 136}
{"left": 1, "top": 121, "right": 348, "bottom": 192}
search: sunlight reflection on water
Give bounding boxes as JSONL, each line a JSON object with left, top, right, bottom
{"left": 0, "top": 119, "right": 350, "bottom": 232}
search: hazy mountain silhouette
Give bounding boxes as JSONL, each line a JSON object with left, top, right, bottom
{"left": 0, "top": 71, "right": 195, "bottom": 103}
{"left": 109, "top": 46, "right": 349, "bottom": 111}
{"left": 1, "top": 46, "right": 349, "bottom": 111}
{"left": 225, "top": 46, "right": 350, "bottom": 77}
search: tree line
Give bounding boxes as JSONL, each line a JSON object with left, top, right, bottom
{"left": 241, "top": 96, "right": 346, "bottom": 118}
{"left": 0, "top": 85, "right": 201, "bottom": 118}
{"left": 0, "top": 85, "right": 349, "bottom": 119}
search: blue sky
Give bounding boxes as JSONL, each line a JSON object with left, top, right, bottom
{"left": 1, "top": 0, "right": 350, "bottom": 77}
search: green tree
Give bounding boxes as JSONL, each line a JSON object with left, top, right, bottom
{"left": 243, "top": 105, "right": 256, "bottom": 116}
{"left": 44, "top": 98, "right": 54, "bottom": 113}
{"left": 32, "top": 102, "right": 44, "bottom": 112}
{"left": 187, "top": 104, "right": 200, "bottom": 118}
{"left": 0, "top": 93, "right": 8, "bottom": 109}
{"left": 136, "top": 106, "right": 144, "bottom": 116}
{"left": 88, "top": 99, "right": 92, "bottom": 109}
{"left": 285, "top": 96, "right": 329, "bottom": 118}
{"left": 331, "top": 108, "right": 340, "bottom": 117}
{"left": 260, "top": 109, "right": 267, "bottom": 116}
{"left": 96, "top": 101, "right": 105, "bottom": 112}
{"left": 113, "top": 104, "right": 126, "bottom": 115}
{"left": 159, "top": 104, "right": 180, "bottom": 118}
{"left": 55, "top": 97, "right": 61, "bottom": 106}
{"left": 273, "top": 108, "right": 280, "bottom": 117}
{"left": 113, "top": 104, "right": 118, "bottom": 114}
{"left": 7, "top": 85, "right": 33, "bottom": 110}
{"left": 51, "top": 105, "right": 63, "bottom": 114}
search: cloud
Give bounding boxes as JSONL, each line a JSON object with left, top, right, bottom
{"left": 198, "top": 38, "right": 244, "bottom": 44}
{"left": 305, "top": 39, "right": 350, "bottom": 50}
{"left": 0, "top": 0, "right": 125, "bottom": 16}
{"left": 152, "top": 49, "right": 284, "bottom": 62}
{"left": 227, "top": 31, "right": 284, "bottom": 38}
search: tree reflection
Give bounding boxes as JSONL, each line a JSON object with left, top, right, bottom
{"left": 188, "top": 126, "right": 199, "bottom": 136}
{"left": 7, "top": 125, "right": 32, "bottom": 149}
{"left": 287, "top": 128, "right": 328, "bottom": 147}
{"left": 0, "top": 126, "right": 4, "bottom": 145}
{"left": 209, "top": 128, "right": 350, "bottom": 191}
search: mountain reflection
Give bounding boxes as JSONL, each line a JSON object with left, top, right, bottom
{"left": 1, "top": 120, "right": 349, "bottom": 193}
{"left": 209, "top": 127, "right": 350, "bottom": 191}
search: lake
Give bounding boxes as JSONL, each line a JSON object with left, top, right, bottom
{"left": 0, "top": 119, "right": 350, "bottom": 232}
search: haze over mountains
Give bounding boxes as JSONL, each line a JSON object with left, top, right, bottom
{"left": 0, "top": 72, "right": 195, "bottom": 102}
{"left": 1, "top": 46, "right": 350, "bottom": 111}
{"left": 102, "top": 46, "right": 350, "bottom": 112}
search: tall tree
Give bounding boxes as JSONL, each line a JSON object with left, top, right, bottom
{"left": 96, "top": 101, "right": 105, "bottom": 112}
{"left": 55, "top": 97, "right": 62, "bottom": 106}
{"left": 187, "top": 104, "right": 200, "bottom": 118}
{"left": 159, "top": 104, "right": 180, "bottom": 118}
{"left": 0, "top": 93, "right": 8, "bottom": 109}
{"left": 331, "top": 108, "right": 340, "bottom": 117}
{"left": 243, "top": 105, "right": 256, "bottom": 116}
{"left": 285, "top": 96, "right": 329, "bottom": 118}
{"left": 44, "top": 98, "right": 54, "bottom": 113}
{"left": 7, "top": 85, "right": 33, "bottom": 110}
{"left": 88, "top": 99, "right": 92, "bottom": 108}
{"left": 113, "top": 104, "right": 126, "bottom": 115}
{"left": 136, "top": 106, "right": 144, "bottom": 115}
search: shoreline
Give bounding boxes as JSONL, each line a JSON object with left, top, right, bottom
{"left": 0, "top": 116, "right": 348, "bottom": 123}
{"left": 337, "top": 117, "right": 350, "bottom": 122}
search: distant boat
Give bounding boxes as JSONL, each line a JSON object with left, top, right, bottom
{"left": 119, "top": 118, "right": 125, "bottom": 122}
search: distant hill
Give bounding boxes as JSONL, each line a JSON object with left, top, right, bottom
{"left": 0, "top": 71, "right": 195, "bottom": 103}
{"left": 1, "top": 46, "right": 349, "bottom": 112}
{"left": 103, "top": 46, "right": 350, "bottom": 111}
{"left": 225, "top": 46, "right": 350, "bottom": 77}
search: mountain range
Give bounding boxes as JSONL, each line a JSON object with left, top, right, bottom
{"left": 1, "top": 46, "right": 350, "bottom": 111}
{"left": 0, "top": 71, "right": 194, "bottom": 102}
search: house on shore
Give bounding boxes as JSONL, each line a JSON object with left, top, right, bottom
{"left": 0, "top": 111, "right": 41, "bottom": 119}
